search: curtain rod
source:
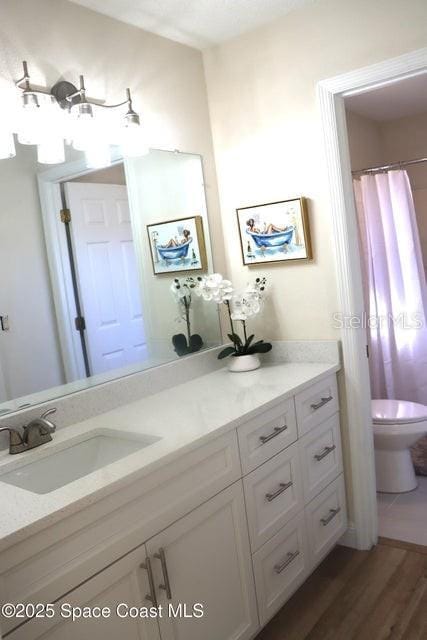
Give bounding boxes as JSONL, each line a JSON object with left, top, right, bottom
{"left": 352, "top": 157, "right": 427, "bottom": 176}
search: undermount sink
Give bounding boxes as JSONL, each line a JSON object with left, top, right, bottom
{"left": 0, "top": 429, "right": 161, "bottom": 494}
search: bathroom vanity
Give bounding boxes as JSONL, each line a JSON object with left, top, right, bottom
{"left": 0, "top": 360, "right": 345, "bottom": 640}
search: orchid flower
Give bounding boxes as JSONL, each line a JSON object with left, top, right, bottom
{"left": 195, "top": 273, "right": 233, "bottom": 303}
{"left": 195, "top": 273, "right": 271, "bottom": 360}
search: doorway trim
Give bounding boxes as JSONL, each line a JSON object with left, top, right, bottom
{"left": 317, "top": 47, "right": 427, "bottom": 549}
{"left": 37, "top": 153, "right": 124, "bottom": 383}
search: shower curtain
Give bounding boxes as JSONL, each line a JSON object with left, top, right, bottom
{"left": 353, "top": 169, "right": 427, "bottom": 405}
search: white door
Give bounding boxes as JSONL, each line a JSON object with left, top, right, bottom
{"left": 65, "top": 182, "right": 147, "bottom": 375}
{"left": 9, "top": 545, "right": 161, "bottom": 640}
{"left": 146, "top": 482, "right": 259, "bottom": 640}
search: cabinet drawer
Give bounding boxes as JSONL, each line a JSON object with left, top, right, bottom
{"left": 253, "top": 511, "right": 310, "bottom": 626}
{"left": 0, "top": 431, "right": 240, "bottom": 635}
{"left": 295, "top": 375, "right": 338, "bottom": 437}
{"left": 299, "top": 413, "right": 343, "bottom": 503}
{"left": 243, "top": 443, "right": 303, "bottom": 551}
{"left": 238, "top": 399, "right": 297, "bottom": 474}
{"left": 305, "top": 474, "right": 347, "bottom": 568}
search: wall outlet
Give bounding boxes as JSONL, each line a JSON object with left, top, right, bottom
{"left": 0, "top": 315, "right": 10, "bottom": 331}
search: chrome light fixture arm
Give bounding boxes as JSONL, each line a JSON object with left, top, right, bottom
{"left": 15, "top": 61, "right": 51, "bottom": 107}
{"left": 8, "top": 60, "right": 146, "bottom": 164}
{"left": 16, "top": 61, "right": 139, "bottom": 117}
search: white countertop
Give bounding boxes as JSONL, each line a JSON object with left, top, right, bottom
{"left": 0, "top": 361, "right": 339, "bottom": 551}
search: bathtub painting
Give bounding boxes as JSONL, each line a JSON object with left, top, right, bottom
{"left": 236, "top": 198, "right": 312, "bottom": 265}
{"left": 147, "top": 215, "right": 207, "bottom": 274}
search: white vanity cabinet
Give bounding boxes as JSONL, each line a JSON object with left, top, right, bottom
{"left": 2, "top": 368, "right": 346, "bottom": 640}
{"left": 8, "top": 482, "right": 257, "bottom": 640}
{"left": 146, "top": 482, "right": 258, "bottom": 640}
{"left": 241, "top": 373, "right": 346, "bottom": 626}
{"left": 8, "top": 545, "right": 161, "bottom": 640}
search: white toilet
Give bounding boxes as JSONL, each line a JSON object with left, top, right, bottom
{"left": 372, "top": 399, "right": 427, "bottom": 493}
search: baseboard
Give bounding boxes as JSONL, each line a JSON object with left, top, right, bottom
{"left": 339, "top": 523, "right": 357, "bottom": 549}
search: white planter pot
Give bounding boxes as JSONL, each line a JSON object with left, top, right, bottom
{"left": 228, "top": 354, "right": 261, "bottom": 373}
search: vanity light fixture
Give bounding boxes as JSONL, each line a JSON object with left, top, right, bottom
{"left": 1, "top": 61, "right": 149, "bottom": 166}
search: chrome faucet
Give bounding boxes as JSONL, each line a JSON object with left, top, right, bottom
{"left": 0, "top": 408, "right": 57, "bottom": 454}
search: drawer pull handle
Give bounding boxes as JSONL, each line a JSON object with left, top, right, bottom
{"left": 274, "top": 550, "right": 300, "bottom": 574}
{"left": 310, "top": 395, "right": 333, "bottom": 411}
{"left": 320, "top": 507, "right": 341, "bottom": 526}
{"left": 154, "top": 547, "right": 173, "bottom": 600}
{"left": 265, "top": 481, "right": 293, "bottom": 502}
{"left": 140, "top": 557, "right": 158, "bottom": 607}
{"left": 259, "top": 425, "right": 287, "bottom": 444}
{"left": 314, "top": 444, "right": 336, "bottom": 461}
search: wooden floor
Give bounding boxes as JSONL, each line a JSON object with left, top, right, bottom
{"left": 255, "top": 539, "right": 427, "bottom": 640}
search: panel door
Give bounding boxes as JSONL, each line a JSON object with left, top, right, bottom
{"left": 65, "top": 182, "right": 147, "bottom": 374}
{"left": 146, "top": 482, "right": 259, "bottom": 640}
{"left": 8, "top": 544, "right": 160, "bottom": 640}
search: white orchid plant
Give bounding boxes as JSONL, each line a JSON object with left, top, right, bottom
{"left": 194, "top": 273, "right": 272, "bottom": 360}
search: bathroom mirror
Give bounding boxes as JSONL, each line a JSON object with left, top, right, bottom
{"left": 0, "top": 143, "right": 221, "bottom": 415}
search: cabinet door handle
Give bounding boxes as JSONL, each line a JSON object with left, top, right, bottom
{"left": 140, "top": 557, "right": 158, "bottom": 606}
{"left": 320, "top": 507, "right": 341, "bottom": 526}
{"left": 310, "top": 395, "right": 333, "bottom": 411}
{"left": 154, "top": 547, "right": 172, "bottom": 600}
{"left": 274, "top": 550, "right": 300, "bottom": 574}
{"left": 265, "top": 481, "right": 293, "bottom": 502}
{"left": 259, "top": 425, "right": 287, "bottom": 444}
{"left": 314, "top": 444, "right": 336, "bottom": 461}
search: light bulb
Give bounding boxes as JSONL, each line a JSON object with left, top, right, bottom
{"left": 71, "top": 111, "right": 94, "bottom": 151}
{"left": 0, "top": 130, "right": 16, "bottom": 159}
{"left": 17, "top": 94, "right": 43, "bottom": 145}
{"left": 37, "top": 137, "right": 65, "bottom": 164}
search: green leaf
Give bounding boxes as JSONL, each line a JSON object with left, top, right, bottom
{"left": 172, "top": 333, "right": 189, "bottom": 356}
{"left": 244, "top": 334, "right": 255, "bottom": 349}
{"left": 217, "top": 346, "right": 237, "bottom": 359}
{"left": 251, "top": 342, "right": 272, "bottom": 354}
{"left": 227, "top": 333, "right": 242, "bottom": 347}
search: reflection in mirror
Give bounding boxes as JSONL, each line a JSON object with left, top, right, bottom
{"left": 0, "top": 144, "right": 221, "bottom": 415}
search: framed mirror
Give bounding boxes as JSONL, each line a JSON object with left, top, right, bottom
{"left": 0, "top": 144, "right": 221, "bottom": 415}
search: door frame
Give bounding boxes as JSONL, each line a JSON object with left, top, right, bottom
{"left": 37, "top": 152, "right": 124, "bottom": 382}
{"left": 317, "top": 47, "right": 427, "bottom": 549}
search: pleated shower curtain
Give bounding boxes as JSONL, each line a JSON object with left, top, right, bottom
{"left": 354, "top": 169, "right": 427, "bottom": 403}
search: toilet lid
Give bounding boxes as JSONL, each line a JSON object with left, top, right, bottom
{"left": 372, "top": 399, "right": 427, "bottom": 424}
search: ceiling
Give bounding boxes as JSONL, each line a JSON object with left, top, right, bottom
{"left": 68, "top": 0, "right": 314, "bottom": 49}
{"left": 345, "top": 74, "right": 427, "bottom": 122}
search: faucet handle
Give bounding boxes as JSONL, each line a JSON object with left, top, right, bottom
{"left": 41, "top": 408, "right": 57, "bottom": 420}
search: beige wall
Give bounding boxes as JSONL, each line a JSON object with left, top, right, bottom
{"left": 0, "top": 0, "right": 224, "bottom": 403}
{"left": 345, "top": 111, "right": 384, "bottom": 172}
{"left": 203, "top": 0, "right": 427, "bottom": 342}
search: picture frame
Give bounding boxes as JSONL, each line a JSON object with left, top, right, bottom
{"left": 147, "top": 215, "right": 208, "bottom": 275}
{"left": 236, "top": 197, "right": 312, "bottom": 266}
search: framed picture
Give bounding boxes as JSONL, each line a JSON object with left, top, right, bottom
{"left": 236, "top": 197, "right": 312, "bottom": 266}
{"left": 147, "top": 215, "right": 207, "bottom": 275}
